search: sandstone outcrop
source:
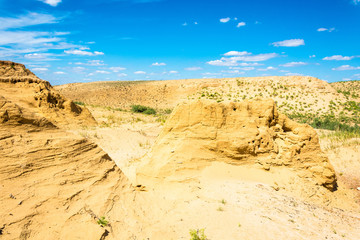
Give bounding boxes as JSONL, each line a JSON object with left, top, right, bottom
{"left": 0, "top": 61, "right": 138, "bottom": 239}
{"left": 0, "top": 61, "right": 96, "bottom": 129}
{"left": 137, "top": 99, "right": 337, "bottom": 193}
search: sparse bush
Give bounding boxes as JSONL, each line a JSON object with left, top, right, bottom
{"left": 97, "top": 216, "right": 109, "bottom": 227}
{"left": 189, "top": 229, "right": 208, "bottom": 240}
{"left": 131, "top": 105, "right": 156, "bottom": 115}
{"left": 74, "top": 101, "right": 85, "bottom": 106}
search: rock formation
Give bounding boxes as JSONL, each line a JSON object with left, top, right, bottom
{"left": 0, "top": 61, "right": 139, "bottom": 239}
{"left": 137, "top": 99, "right": 337, "bottom": 193}
{"left": 0, "top": 61, "right": 96, "bottom": 129}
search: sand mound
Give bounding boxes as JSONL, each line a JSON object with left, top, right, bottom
{"left": 0, "top": 61, "right": 142, "bottom": 239}
{"left": 0, "top": 61, "right": 96, "bottom": 129}
{"left": 137, "top": 99, "right": 337, "bottom": 195}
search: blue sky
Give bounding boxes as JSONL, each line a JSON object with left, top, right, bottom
{"left": 0, "top": 0, "right": 360, "bottom": 85}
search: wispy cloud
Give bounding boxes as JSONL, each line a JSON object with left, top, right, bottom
{"left": 0, "top": 12, "right": 58, "bottom": 30}
{"left": 54, "top": 71, "right": 66, "bottom": 74}
{"left": 317, "top": 27, "right": 335, "bottom": 32}
{"left": 332, "top": 65, "right": 360, "bottom": 70}
{"left": 75, "top": 60, "right": 105, "bottom": 66}
{"left": 272, "top": 39, "right": 305, "bottom": 47}
{"left": 257, "top": 66, "right": 277, "bottom": 71}
{"left": 185, "top": 67, "right": 202, "bottom": 71}
{"left": 280, "top": 62, "right": 307, "bottom": 67}
{"left": 323, "top": 55, "right": 355, "bottom": 60}
{"left": 208, "top": 52, "right": 278, "bottom": 66}
{"left": 109, "top": 66, "right": 126, "bottom": 72}
{"left": 152, "top": 62, "right": 166, "bottom": 66}
{"left": 134, "top": 71, "right": 146, "bottom": 74}
{"left": 64, "top": 49, "right": 104, "bottom": 56}
{"left": 220, "top": 17, "right": 231, "bottom": 23}
{"left": 39, "top": 0, "right": 62, "bottom": 7}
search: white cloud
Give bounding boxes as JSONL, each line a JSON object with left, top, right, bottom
{"left": 54, "top": 71, "right": 66, "bottom": 74}
{"left": 134, "top": 71, "right": 146, "bottom": 74}
{"left": 280, "top": 62, "right": 307, "bottom": 67}
{"left": 194, "top": 22, "right": 198, "bottom": 25}
{"left": 208, "top": 52, "right": 277, "bottom": 66}
{"left": 309, "top": 55, "right": 316, "bottom": 58}
{"left": 64, "top": 49, "right": 104, "bottom": 56}
{"left": 236, "top": 22, "right": 246, "bottom": 28}
{"left": 0, "top": 31, "right": 61, "bottom": 45}
{"left": 182, "top": 22, "right": 187, "bottom": 26}
{"left": 118, "top": 73, "right": 128, "bottom": 77}
{"left": 169, "top": 70, "right": 178, "bottom": 74}
{"left": 354, "top": 0, "right": 360, "bottom": 5}
{"left": 32, "top": 67, "right": 48, "bottom": 71}
{"left": 72, "top": 66, "right": 85, "bottom": 72}
{"left": 185, "top": 67, "right": 202, "bottom": 71}
{"left": 332, "top": 65, "right": 360, "bottom": 71}
{"left": 317, "top": 27, "right": 335, "bottom": 32}
{"left": 109, "top": 66, "right": 126, "bottom": 72}
{"left": 272, "top": 39, "right": 305, "bottom": 47}
{"left": 24, "top": 53, "right": 56, "bottom": 60}
{"left": 221, "top": 70, "right": 243, "bottom": 74}
{"left": 152, "top": 62, "right": 166, "bottom": 66}
{"left": 220, "top": 17, "right": 230, "bottom": 23}
{"left": 39, "top": 0, "right": 62, "bottom": 7}
{"left": 75, "top": 60, "right": 105, "bottom": 66}
{"left": 95, "top": 70, "right": 110, "bottom": 74}
{"left": 323, "top": 55, "right": 355, "bottom": 60}
{"left": 224, "top": 51, "right": 249, "bottom": 56}
{"left": 285, "top": 72, "right": 303, "bottom": 76}
{"left": 257, "top": 66, "right": 277, "bottom": 71}
{"left": 0, "top": 12, "right": 58, "bottom": 30}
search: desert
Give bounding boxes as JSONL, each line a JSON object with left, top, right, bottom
{"left": 1, "top": 0, "right": 360, "bottom": 239}
{"left": 1, "top": 60, "right": 359, "bottom": 240}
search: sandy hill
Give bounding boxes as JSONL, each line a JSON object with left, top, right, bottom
{"left": 55, "top": 76, "right": 360, "bottom": 130}
{"left": 2, "top": 62, "right": 360, "bottom": 240}
{"left": 0, "top": 61, "right": 149, "bottom": 239}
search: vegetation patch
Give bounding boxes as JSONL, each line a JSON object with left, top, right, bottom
{"left": 131, "top": 105, "right": 157, "bottom": 115}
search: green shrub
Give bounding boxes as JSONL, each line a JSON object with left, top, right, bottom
{"left": 131, "top": 105, "right": 156, "bottom": 115}
{"left": 97, "top": 216, "right": 108, "bottom": 227}
{"left": 189, "top": 229, "right": 207, "bottom": 240}
{"left": 74, "top": 101, "right": 85, "bottom": 106}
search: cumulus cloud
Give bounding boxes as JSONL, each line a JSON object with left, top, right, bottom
{"left": 272, "top": 39, "right": 305, "bottom": 47}
{"left": 280, "top": 62, "right": 307, "bottom": 67}
{"left": 64, "top": 49, "right": 104, "bottom": 56}
{"left": 134, "top": 71, "right": 146, "bottom": 74}
{"left": 152, "top": 62, "right": 166, "bottom": 66}
{"left": 169, "top": 70, "right": 178, "bottom": 74}
{"left": 220, "top": 17, "right": 230, "bottom": 23}
{"left": 236, "top": 22, "right": 246, "bottom": 27}
{"left": 332, "top": 65, "right": 360, "bottom": 71}
{"left": 323, "top": 55, "right": 355, "bottom": 60}
{"left": 39, "top": 0, "right": 62, "bottom": 7}
{"left": 185, "top": 67, "right": 202, "bottom": 71}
